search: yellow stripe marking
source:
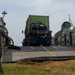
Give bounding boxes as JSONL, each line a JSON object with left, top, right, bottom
{"left": 42, "top": 46, "right": 56, "bottom": 56}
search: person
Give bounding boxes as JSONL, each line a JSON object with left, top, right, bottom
{"left": 0, "top": 21, "right": 11, "bottom": 73}
{"left": 3, "top": 22, "right": 10, "bottom": 46}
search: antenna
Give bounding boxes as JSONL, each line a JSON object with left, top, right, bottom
{"left": 69, "top": 14, "right": 75, "bottom": 29}
{"left": 2, "top": 11, "right": 7, "bottom": 19}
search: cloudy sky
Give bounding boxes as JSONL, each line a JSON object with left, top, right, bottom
{"left": 0, "top": 0, "right": 75, "bottom": 46}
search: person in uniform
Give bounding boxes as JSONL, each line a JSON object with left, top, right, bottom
{"left": 0, "top": 18, "right": 10, "bottom": 73}
{"left": 3, "top": 22, "right": 10, "bottom": 46}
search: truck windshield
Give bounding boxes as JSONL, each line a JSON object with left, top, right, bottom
{"left": 30, "top": 23, "right": 47, "bottom": 30}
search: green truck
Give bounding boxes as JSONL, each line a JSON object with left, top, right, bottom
{"left": 22, "top": 15, "right": 52, "bottom": 46}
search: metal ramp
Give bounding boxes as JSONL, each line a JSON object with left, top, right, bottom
{"left": 2, "top": 46, "right": 75, "bottom": 62}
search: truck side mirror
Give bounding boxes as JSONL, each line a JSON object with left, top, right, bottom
{"left": 22, "top": 30, "right": 23, "bottom": 34}
{"left": 22, "top": 30, "right": 25, "bottom": 34}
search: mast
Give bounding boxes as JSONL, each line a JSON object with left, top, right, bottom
{"left": 69, "top": 14, "right": 75, "bottom": 29}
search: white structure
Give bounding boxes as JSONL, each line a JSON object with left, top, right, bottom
{"left": 53, "top": 31, "right": 62, "bottom": 45}
{"left": 53, "top": 15, "right": 75, "bottom": 46}
{"left": 61, "top": 28, "right": 75, "bottom": 46}
{"left": 72, "top": 29, "right": 75, "bottom": 46}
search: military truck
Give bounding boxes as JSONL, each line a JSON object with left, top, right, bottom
{"left": 22, "top": 15, "right": 52, "bottom": 46}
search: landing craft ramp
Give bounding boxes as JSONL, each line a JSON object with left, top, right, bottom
{"left": 2, "top": 46, "right": 75, "bottom": 62}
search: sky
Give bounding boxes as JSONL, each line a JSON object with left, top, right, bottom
{"left": 0, "top": 0, "right": 75, "bottom": 46}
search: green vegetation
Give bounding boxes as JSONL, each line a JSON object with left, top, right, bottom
{"left": 0, "top": 60, "right": 75, "bottom": 75}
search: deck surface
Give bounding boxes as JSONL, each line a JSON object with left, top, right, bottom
{"left": 2, "top": 46, "right": 75, "bottom": 62}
